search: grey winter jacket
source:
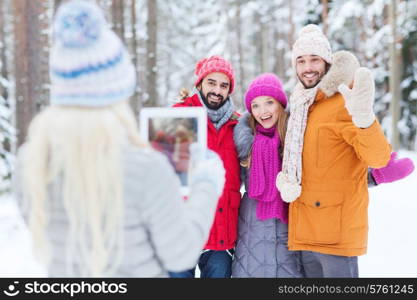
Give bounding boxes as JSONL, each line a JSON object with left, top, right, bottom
{"left": 14, "top": 143, "right": 219, "bottom": 277}
{"left": 231, "top": 113, "right": 303, "bottom": 278}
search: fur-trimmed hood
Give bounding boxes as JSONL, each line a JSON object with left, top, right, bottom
{"left": 234, "top": 112, "right": 254, "bottom": 160}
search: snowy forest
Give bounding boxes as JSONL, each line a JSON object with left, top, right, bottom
{"left": 0, "top": 0, "right": 416, "bottom": 194}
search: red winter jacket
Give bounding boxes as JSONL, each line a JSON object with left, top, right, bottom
{"left": 173, "top": 93, "right": 241, "bottom": 250}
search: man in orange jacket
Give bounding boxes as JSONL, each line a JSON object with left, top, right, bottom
{"left": 276, "top": 24, "right": 393, "bottom": 277}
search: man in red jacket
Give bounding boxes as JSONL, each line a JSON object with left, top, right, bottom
{"left": 169, "top": 55, "right": 241, "bottom": 278}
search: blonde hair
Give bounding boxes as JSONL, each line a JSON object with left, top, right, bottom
{"left": 241, "top": 102, "right": 288, "bottom": 168}
{"left": 22, "top": 101, "right": 145, "bottom": 276}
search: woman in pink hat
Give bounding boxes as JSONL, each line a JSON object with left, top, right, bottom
{"left": 231, "top": 73, "right": 303, "bottom": 278}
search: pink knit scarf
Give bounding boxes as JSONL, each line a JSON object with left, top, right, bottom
{"left": 248, "top": 124, "right": 288, "bottom": 222}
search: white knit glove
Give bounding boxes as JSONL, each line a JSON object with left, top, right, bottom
{"left": 276, "top": 172, "right": 301, "bottom": 203}
{"left": 189, "top": 143, "right": 225, "bottom": 198}
{"left": 338, "top": 67, "right": 376, "bottom": 128}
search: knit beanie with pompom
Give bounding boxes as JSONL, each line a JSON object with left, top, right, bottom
{"left": 292, "top": 24, "right": 332, "bottom": 67}
{"left": 244, "top": 73, "right": 287, "bottom": 112}
{"left": 50, "top": 0, "right": 136, "bottom": 107}
{"left": 194, "top": 55, "right": 235, "bottom": 94}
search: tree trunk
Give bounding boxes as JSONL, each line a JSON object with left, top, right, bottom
{"left": 162, "top": 12, "right": 172, "bottom": 107}
{"left": 272, "top": 31, "right": 287, "bottom": 81}
{"left": 388, "top": 0, "right": 402, "bottom": 150}
{"left": 0, "top": 0, "right": 8, "bottom": 103}
{"left": 40, "top": 1, "right": 51, "bottom": 108}
{"left": 54, "top": 0, "right": 63, "bottom": 14}
{"left": 235, "top": 0, "right": 245, "bottom": 109}
{"left": 254, "top": 12, "right": 262, "bottom": 75}
{"left": 321, "top": 0, "right": 329, "bottom": 35}
{"left": 145, "top": 0, "right": 158, "bottom": 107}
{"left": 260, "top": 20, "right": 269, "bottom": 73}
{"left": 288, "top": 0, "right": 295, "bottom": 52}
{"left": 272, "top": 2, "right": 287, "bottom": 81}
{"left": 112, "top": 0, "right": 125, "bottom": 42}
{"left": 129, "top": 0, "right": 140, "bottom": 118}
{"left": 13, "top": 0, "right": 44, "bottom": 147}
{"left": 0, "top": 0, "right": 11, "bottom": 155}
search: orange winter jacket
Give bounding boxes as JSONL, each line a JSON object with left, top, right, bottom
{"left": 287, "top": 51, "right": 392, "bottom": 257}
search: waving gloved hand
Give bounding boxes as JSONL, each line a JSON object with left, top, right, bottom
{"left": 338, "top": 67, "right": 376, "bottom": 128}
{"left": 188, "top": 143, "right": 225, "bottom": 197}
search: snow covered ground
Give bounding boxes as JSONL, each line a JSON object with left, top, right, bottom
{"left": 0, "top": 150, "right": 416, "bottom": 278}
{"left": 359, "top": 150, "right": 417, "bottom": 277}
{"left": 0, "top": 196, "right": 46, "bottom": 277}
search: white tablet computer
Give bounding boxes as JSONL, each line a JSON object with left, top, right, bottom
{"left": 139, "top": 107, "right": 207, "bottom": 196}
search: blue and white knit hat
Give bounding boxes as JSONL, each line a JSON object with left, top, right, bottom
{"left": 50, "top": 0, "right": 136, "bottom": 107}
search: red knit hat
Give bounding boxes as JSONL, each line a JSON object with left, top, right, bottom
{"left": 194, "top": 55, "right": 235, "bottom": 94}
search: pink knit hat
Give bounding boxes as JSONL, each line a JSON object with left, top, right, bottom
{"left": 194, "top": 55, "right": 235, "bottom": 94}
{"left": 244, "top": 73, "right": 287, "bottom": 112}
